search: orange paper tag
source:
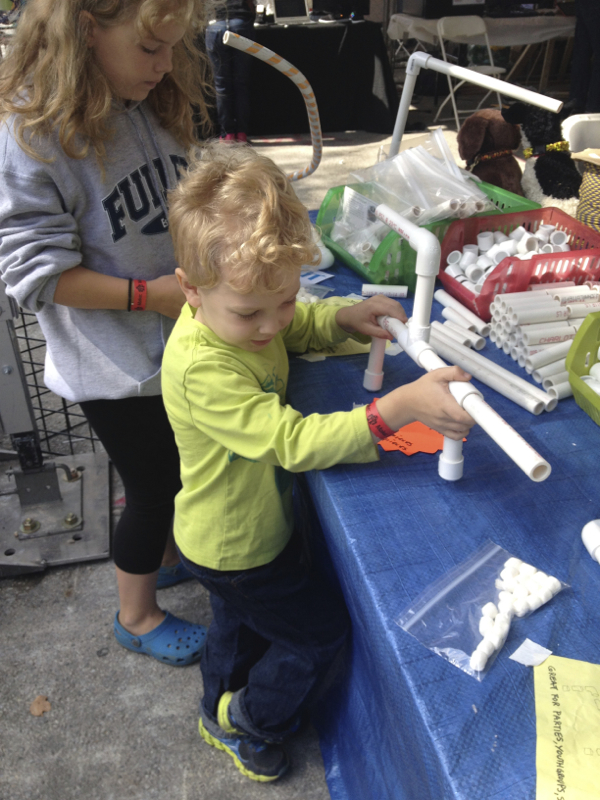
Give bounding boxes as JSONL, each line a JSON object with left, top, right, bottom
{"left": 378, "top": 420, "right": 445, "bottom": 456}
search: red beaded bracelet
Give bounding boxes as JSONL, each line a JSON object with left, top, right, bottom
{"left": 366, "top": 400, "right": 395, "bottom": 440}
{"left": 130, "top": 279, "right": 147, "bottom": 311}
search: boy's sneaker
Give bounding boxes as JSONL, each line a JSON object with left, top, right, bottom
{"left": 198, "top": 715, "right": 289, "bottom": 782}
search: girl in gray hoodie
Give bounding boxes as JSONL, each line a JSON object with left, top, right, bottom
{"left": 0, "top": 0, "right": 212, "bottom": 666}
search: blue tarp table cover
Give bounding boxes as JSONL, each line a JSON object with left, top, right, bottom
{"left": 288, "top": 253, "right": 600, "bottom": 800}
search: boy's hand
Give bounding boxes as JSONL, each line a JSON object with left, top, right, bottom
{"left": 375, "top": 366, "right": 476, "bottom": 440}
{"left": 336, "top": 295, "right": 408, "bottom": 340}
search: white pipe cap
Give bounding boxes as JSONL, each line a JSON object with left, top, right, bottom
{"left": 581, "top": 519, "right": 600, "bottom": 563}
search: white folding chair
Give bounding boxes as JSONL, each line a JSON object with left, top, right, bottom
{"left": 433, "top": 16, "right": 506, "bottom": 131}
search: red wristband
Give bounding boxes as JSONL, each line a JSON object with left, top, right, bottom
{"left": 131, "top": 279, "right": 147, "bottom": 311}
{"left": 366, "top": 400, "right": 395, "bottom": 440}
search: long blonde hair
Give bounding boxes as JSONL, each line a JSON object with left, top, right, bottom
{"left": 0, "top": 0, "right": 212, "bottom": 162}
{"left": 169, "top": 142, "right": 320, "bottom": 293}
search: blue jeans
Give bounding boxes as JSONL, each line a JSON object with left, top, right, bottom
{"left": 179, "top": 531, "right": 350, "bottom": 742}
{"left": 206, "top": 18, "right": 255, "bottom": 136}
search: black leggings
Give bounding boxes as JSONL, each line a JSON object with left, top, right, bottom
{"left": 80, "top": 395, "right": 181, "bottom": 574}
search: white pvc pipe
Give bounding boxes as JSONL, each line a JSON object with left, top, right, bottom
{"left": 547, "top": 381, "right": 573, "bottom": 400}
{"left": 443, "top": 320, "right": 486, "bottom": 350}
{"left": 521, "top": 325, "right": 577, "bottom": 346}
{"left": 532, "top": 359, "right": 568, "bottom": 384}
{"left": 525, "top": 339, "right": 574, "bottom": 371}
{"left": 429, "top": 332, "right": 557, "bottom": 412}
{"left": 429, "top": 332, "right": 546, "bottom": 416}
{"left": 380, "top": 316, "right": 551, "bottom": 480}
{"left": 434, "top": 289, "right": 491, "bottom": 337}
{"left": 374, "top": 205, "right": 440, "bottom": 342}
{"left": 529, "top": 281, "right": 575, "bottom": 291}
{"left": 542, "top": 370, "right": 570, "bottom": 389}
{"left": 388, "top": 52, "right": 562, "bottom": 157}
{"left": 510, "top": 306, "right": 569, "bottom": 326}
{"left": 364, "top": 336, "right": 387, "bottom": 392}
{"left": 432, "top": 320, "right": 472, "bottom": 348}
{"left": 362, "top": 284, "right": 409, "bottom": 299}
{"left": 553, "top": 288, "right": 599, "bottom": 306}
{"left": 567, "top": 302, "right": 600, "bottom": 319}
{"left": 441, "top": 306, "right": 477, "bottom": 331}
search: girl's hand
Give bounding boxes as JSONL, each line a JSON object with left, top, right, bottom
{"left": 146, "top": 274, "right": 186, "bottom": 319}
{"left": 335, "top": 295, "right": 408, "bottom": 340}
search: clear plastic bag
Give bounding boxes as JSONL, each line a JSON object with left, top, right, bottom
{"left": 396, "top": 539, "right": 569, "bottom": 681}
{"left": 349, "top": 128, "right": 494, "bottom": 227}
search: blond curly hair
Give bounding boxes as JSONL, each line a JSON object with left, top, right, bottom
{"left": 0, "top": 0, "right": 212, "bottom": 163}
{"left": 169, "top": 142, "right": 320, "bottom": 293}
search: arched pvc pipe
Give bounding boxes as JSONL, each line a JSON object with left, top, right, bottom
{"left": 223, "top": 32, "right": 322, "bottom": 181}
{"left": 389, "top": 52, "right": 563, "bottom": 158}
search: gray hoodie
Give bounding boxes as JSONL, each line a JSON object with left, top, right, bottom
{"left": 0, "top": 101, "right": 188, "bottom": 402}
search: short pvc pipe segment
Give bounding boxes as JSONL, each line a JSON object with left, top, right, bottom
{"left": 363, "top": 336, "right": 386, "bottom": 392}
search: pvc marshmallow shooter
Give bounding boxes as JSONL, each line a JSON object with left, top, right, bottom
{"left": 223, "top": 32, "right": 321, "bottom": 181}
{"left": 363, "top": 206, "right": 551, "bottom": 484}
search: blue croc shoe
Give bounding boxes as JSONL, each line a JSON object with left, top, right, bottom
{"left": 114, "top": 611, "right": 206, "bottom": 666}
{"left": 156, "top": 561, "right": 195, "bottom": 589}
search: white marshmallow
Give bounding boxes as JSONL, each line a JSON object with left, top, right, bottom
{"left": 504, "top": 557, "right": 522, "bottom": 570}
{"left": 513, "top": 585, "right": 530, "bottom": 600}
{"left": 498, "top": 590, "right": 513, "bottom": 604}
{"left": 470, "top": 650, "right": 488, "bottom": 672}
{"left": 501, "top": 577, "right": 519, "bottom": 593}
{"left": 530, "top": 570, "right": 548, "bottom": 586}
{"left": 497, "top": 598, "right": 515, "bottom": 617}
{"left": 500, "top": 566, "right": 519, "bottom": 581}
{"left": 486, "top": 628, "right": 507, "bottom": 650}
{"left": 546, "top": 576, "right": 562, "bottom": 596}
{"left": 479, "top": 616, "right": 495, "bottom": 636}
{"left": 476, "top": 638, "right": 496, "bottom": 657}
{"left": 537, "top": 587, "right": 553, "bottom": 604}
{"left": 495, "top": 612, "right": 512, "bottom": 629}
{"left": 513, "top": 598, "right": 529, "bottom": 617}
{"left": 519, "top": 563, "right": 537, "bottom": 578}
{"left": 481, "top": 602, "right": 498, "bottom": 619}
{"left": 526, "top": 594, "right": 543, "bottom": 612}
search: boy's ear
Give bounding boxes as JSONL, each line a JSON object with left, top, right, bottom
{"left": 175, "top": 268, "right": 202, "bottom": 308}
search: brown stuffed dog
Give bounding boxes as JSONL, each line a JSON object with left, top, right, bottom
{"left": 457, "top": 109, "right": 523, "bottom": 196}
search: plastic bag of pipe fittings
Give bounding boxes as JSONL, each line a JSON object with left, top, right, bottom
{"left": 330, "top": 186, "right": 405, "bottom": 265}
{"left": 396, "top": 539, "right": 569, "bottom": 681}
{"left": 349, "top": 147, "right": 493, "bottom": 227}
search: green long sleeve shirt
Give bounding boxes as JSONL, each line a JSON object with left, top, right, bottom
{"left": 162, "top": 299, "right": 379, "bottom": 571}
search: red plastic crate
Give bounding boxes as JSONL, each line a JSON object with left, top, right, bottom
{"left": 438, "top": 208, "right": 600, "bottom": 322}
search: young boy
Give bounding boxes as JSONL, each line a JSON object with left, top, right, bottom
{"left": 163, "top": 143, "right": 474, "bottom": 782}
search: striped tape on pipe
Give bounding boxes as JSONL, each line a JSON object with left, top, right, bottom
{"left": 222, "top": 32, "right": 322, "bottom": 181}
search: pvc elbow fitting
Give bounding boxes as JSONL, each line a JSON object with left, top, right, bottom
{"left": 582, "top": 519, "right": 600, "bottom": 563}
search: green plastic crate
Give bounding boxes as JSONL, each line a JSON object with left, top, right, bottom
{"left": 315, "top": 182, "right": 541, "bottom": 291}
{"left": 566, "top": 311, "right": 600, "bottom": 427}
